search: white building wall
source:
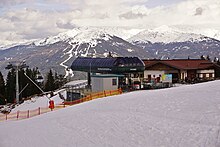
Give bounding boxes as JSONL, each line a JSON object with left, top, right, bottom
{"left": 91, "top": 78, "right": 103, "bottom": 92}
{"left": 144, "top": 70, "right": 165, "bottom": 78}
{"left": 103, "top": 78, "right": 118, "bottom": 91}
{"left": 197, "top": 69, "right": 215, "bottom": 74}
{"left": 197, "top": 69, "right": 215, "bottom": 78}
{"left": 91, "top": 77, "right": 118, "bottom": 92}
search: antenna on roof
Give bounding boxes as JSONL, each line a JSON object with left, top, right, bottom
{"left": 201, "top": 55, "right": 205, "bottom": 60}
{"left": 206, "top": 55, "right": 210, "bottom": 61}
{"left": 107, "top": 51, "right": 113, "bottom": 58}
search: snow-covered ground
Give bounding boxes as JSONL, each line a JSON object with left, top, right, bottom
{"left": 1, "top": 81, "right": 220, "bottom": 147}
{"left": 11, "top": 89, "right": 66, "bottom": 113}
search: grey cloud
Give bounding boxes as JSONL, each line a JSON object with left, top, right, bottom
{"left": 19, "top": 29, "right": 58, "bottom": 40}
{"left": 119, "top": 11, "right": 146, "bottom": 19}
{"left": 56, "top": 21, "right": 76, "bottom": 29}
{"left": 194, "top": 7, "right": 203, "bottom": 16}
{"left": 0, "top": 0, "right": 31, "bottom": 7}
{"left": 121, "top": 0, "right": 148, "bottom": 6}
{"left": 95, "top": 13, "right": 110, "bottom": 19}
{"left": 9, "top": 16, "right": 21, "bottom": 22}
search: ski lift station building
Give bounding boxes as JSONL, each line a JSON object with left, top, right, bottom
{"left": 70, "top": 57, "right": 145, "bottom": 92}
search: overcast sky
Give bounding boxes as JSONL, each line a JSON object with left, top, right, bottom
{"left": 0, "top": 0, "right": 220, "bottom": 45}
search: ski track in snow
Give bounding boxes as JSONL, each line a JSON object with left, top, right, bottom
{"left": 60, "top": 40, "right": 92, "bottom": 77}
{"left": 81, "top": 44, "right": 91, "bottom": 57}
{"left": 60, "top": 45, "right": 75, "bottom": 78}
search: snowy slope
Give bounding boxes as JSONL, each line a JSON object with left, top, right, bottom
{"left": 2, "top": 26, "right": 220, "bottom": 49}
{"left": 11, "top": 90, "right": 66, "bottom": 112}
{"left": 34, "top": 28, "right": 110, "bottom": 46}
{"left": 34, "top": 27, "right": 143, "bottom": 46}
{"left": 1, "top": 81, "right": 220, "bottom": 147}
{"left": 173, "top": 25, "right": 220, "bottom": 41}
{"left": 34, "top": 26, "right": 211, "bottom": 46}
{"left": 129, "top": 25, "right": 209, "bottom": 44}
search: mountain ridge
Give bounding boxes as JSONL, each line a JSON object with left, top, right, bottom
{"left": 1, "top": 26, "right": 220, "bottom": 78}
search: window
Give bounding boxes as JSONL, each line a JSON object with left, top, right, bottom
{"left": 112, "top": 79, "right": 117, "bottom": 86}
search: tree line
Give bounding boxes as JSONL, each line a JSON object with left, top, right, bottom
{"left": 0, "top": 68, "right": 67, "bottom": 105}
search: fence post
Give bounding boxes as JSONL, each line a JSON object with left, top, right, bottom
{"left": 17, "top": 111, "right": 19, "bottom": 120}
{"left": 104, "top": 91, "right": 106, "bottom": 97}
{"left": 27, "top": 110, "right": 30, "bottom": 118}
{"left": 6, "top": 114, "right": 7, "bottom": 120}
{"left": 119, "top": 88, "right": 122, "bottom": 94}
{"left": 38, "top": 107, "right": 41, "bottom": 115}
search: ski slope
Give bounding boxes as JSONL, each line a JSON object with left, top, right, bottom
{"left": 1, "top": 81, "right": 220, "bottom": 147}
{"left": 11, "top": 89, "right": 66, "bottom": 113}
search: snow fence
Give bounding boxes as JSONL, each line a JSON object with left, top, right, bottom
{"left": 0, "top": 88, "right": 122, "bottom": 122}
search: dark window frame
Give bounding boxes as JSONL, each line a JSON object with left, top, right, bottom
{"left": 112, "top": 79, "right": 117, "bottom": 86}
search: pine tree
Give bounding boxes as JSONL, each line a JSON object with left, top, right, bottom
{"left": 54, "top": 73, "right": 67, "bottom": 90}
{"left": 30, "top": 68, "right": 42, "bottom": 95}
{"left": 18, "top": 69, "right": 27, "bottom": 99}
{"left": 44, "top": 69, "right": 55, "bottom": 92}
{"left": 0, "top": 71, "right": 6, "bottom": 104}
{"left": 54, "top": 72, "right": 59, "bottom": 90}
{"left": 5, "top": 69, "right": 16, "bottom": 103}
{"left": 22, "top": 68, "right": 40, "bottom": 98}
{"left": 4, "top": 67, "right": 45, "bottom": 103}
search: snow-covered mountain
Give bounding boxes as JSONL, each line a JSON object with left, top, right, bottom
{"left": 129, "top": 25, "right": 220, "bottom": 59}
{"left": 172, "top": 25, "right": 220, "bottom": 41}
{"left": 0, "top": 27, "right": 149, "bottom": 77}
{"left": 34, "top": 27, "right": 144, "bottom": 46}
{"left": 1, "top": 26, "right": 220, "bottom": 77}
{"left": 129, "top": 25, "right": 214, "bottom": 44}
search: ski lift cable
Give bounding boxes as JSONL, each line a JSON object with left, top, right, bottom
{"left": 18, "top": 83, "right": 29, "bottom": 96}
{"left": 24, "top": 72, "right": 50, "bottom": 100}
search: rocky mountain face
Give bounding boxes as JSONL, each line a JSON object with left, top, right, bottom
{"left": 0, "top": 28, "right": 149, "bottom": 78}
{"left": 1, "top": 26, "right": 220, "bottom": 78}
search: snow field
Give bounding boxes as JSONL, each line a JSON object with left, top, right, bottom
{"left": 11, "top": 90, "right": 66, "bottom": 113}
{"left": 0, "top": 81, "right": 220, "bottom": 147}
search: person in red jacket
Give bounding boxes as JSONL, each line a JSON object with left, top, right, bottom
{"left": 49, "top": 100, "right": 54, "bottom": 110}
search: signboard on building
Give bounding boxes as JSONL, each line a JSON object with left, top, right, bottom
{"left": 162, "top": 74, "right": 172, "bottom": 83}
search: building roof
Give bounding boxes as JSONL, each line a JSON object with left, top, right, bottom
{"left": 71, "top": 57, "right": 145, "bottom": 73}
{"left": 72, "top": 57, "right": 117, "bottom": 68}
{"left": 63, "top": 80, "right": 87, "bottom": 89}
{"left": 64, "top": 80, "right": 87, "bottom": 86}
{"left": 143, "top": 59, "right": 214, "bottom": 70}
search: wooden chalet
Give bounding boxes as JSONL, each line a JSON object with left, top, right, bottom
{"left": 142, "top": 59, "right": 217, "bottom": 83}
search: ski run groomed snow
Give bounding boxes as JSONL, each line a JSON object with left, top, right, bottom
{"left": 1, "top": 81, "right": 220, "bottom": 147}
